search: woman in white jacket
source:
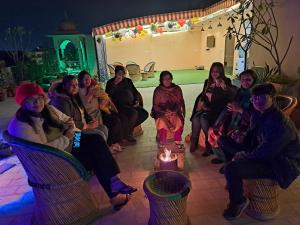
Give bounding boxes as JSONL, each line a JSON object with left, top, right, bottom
{"left": 8, "top": 83, "right": 136, "bottom": 210}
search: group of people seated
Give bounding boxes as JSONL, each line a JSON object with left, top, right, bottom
{"left": 150, "top": 62, "right": 300, "bottom": 220}
{"left": 7, "top": 62, "right": 300, "bottom": 220}
{"left": 8, "top": 66, "right": 149, "bottom": 211}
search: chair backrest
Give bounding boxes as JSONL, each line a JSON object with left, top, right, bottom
{"left": 107, "top": 64, "right": 115, "bottom": 76}
{"left": 126, "top": 61, "right": 136, "bottom": 65}
{"left": 144, "top": 61, "right": 155, "bottom": 72}
{"left": 276, "top": 95, "right": 298, "bottom": 116}
{"left": 126, "top": 64, "right": 141, "bottom": 75}
{"left": 113, "top": 62, "right": 123, "bottom": 67}
{"left": 2, "top": 131, "right": 90, "bottom": 186}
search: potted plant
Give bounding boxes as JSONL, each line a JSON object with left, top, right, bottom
{"left": 227, "top": 0, "right": 293, "bottom": 82}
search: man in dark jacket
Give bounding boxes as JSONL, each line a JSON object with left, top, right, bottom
{"left": 105, "top": 65, "right": 148, "bottom": 143}
{"left": 222, "top": 83, "right": 300, "bottom": 220}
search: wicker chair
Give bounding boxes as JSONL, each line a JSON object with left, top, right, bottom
{"left": 112, "top": 62, "right": 123, "bottom": 67}
{"left": 2, "top": 131, "right": 100, "bottom": 225}
{"left": 126, "top": 64, "right": 142, "bottom": 82}
{"left": 107, "top": 64, "right": 115, "bottom": 77}
{"left": 144, "top": 171, "right": 191, "bottom": 225}
{"left": 144, "top": 61, "right": 156, "bottom": 78}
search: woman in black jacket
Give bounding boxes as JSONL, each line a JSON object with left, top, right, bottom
{"left": 106, "top": 65, "right": 149, "bottom": 143}
{"left": 190, "top": 62, "right": 235, "bottom": 155}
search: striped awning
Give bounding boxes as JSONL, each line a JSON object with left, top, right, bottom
{"left": 92, "top": 0, "right": 236, "bottom": 36}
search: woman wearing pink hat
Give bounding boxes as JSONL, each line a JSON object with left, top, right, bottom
{"left": 8, "top": 83, "right": 136, "bottom": 210}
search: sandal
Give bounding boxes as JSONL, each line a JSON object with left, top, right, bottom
{"left": 111, "top": 194, "right": 130, "bottom": 211}
{"left": 111, "top": 179, "right": 137, "bottom": 195}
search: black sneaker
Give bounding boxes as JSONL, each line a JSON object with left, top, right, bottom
{"left": 125, "top": 135, "right": 137, "bottom": 143}
{"left": 211, "top": 158, "right": 224, "bottom": 164}
{"left": 223, "top": 197, "right": 250, "bottom": 220}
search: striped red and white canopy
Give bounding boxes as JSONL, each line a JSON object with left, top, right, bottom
{"left": 92, "top": 0, "right": 236, "bottom": 36}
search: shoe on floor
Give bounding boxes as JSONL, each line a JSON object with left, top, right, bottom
{"left": 211, "top": 158, "right": 224, "bottom": 164}
{"left": 110, "top": 194, "right": 130, "bottom": 211}
{"left": 125, "top": 135, "right": 137, "bottom": 143}
{"left": 223, "top": 197, "right": 250, "bottom": 220}
{"left": 219, "top": 166, "right": 225, "bottom": 174}
{"left": 202, "top": 149, "right": 213, "bottom": 157}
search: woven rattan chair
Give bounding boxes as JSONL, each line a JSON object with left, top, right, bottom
{"left": 126, "top": 64, "right": 142, "bottom": 82}
{"left": 107, "top": 64, "right": 115, "bottom": 77}
{"left": 3, "top": 131, "right": 100, "bottom": 225}
{"left": 144, "top": 171, "right": 191, "bottom": 225}
{"left": 245, "top": 179, "right": 280, "bottom": 220}
{"left": 112, "top": 62, "right": 123, "bottom": 67}
{"left": 143, "top": 61, "right": 156, "bottom": 78}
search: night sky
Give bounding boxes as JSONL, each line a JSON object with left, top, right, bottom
{"left": 0, "top": 0, "right": 220, "bottom": 50}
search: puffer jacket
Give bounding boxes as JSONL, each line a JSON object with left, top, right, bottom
{"left": 49, "top": 82, "right": 92, "bottom": 130}
{"left": 245, "top": 105, "right": 300, "bottom": 189}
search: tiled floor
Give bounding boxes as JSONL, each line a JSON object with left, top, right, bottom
{"left": 1, "top": 84, "right": 300, "bottom": 225}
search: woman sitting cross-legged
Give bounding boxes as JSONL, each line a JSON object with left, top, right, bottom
{"left": 208, "top": 69, "right": 258, "bottom": 170}
{"left": 77, "top": 70, "right": 123, "bottom": 153}
{"left": 8, "top": 83, "right": 137, "bottom": 210}
{"left": 151, "top": 71, "right": 185, "bottom": 149}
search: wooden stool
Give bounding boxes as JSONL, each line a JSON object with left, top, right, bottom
{"left": 245, "top": 179, "right": 280, "bottom": 220}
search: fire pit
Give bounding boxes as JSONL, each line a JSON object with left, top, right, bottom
{"left": 159, "top": 148, "right": 178, "bottom": 171}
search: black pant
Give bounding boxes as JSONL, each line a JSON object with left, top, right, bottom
{"left": 102, "top": 111, "right": 123, "bottom": 145}
{"left": 225, "top": 160, "right": 275, "bottom": 205}
{"left": 118, "top": 105, "right": 148, "bottom": 137}
{"left": 218, "top": 136, "right": 249, "bottom": 162}
{"left": 191, "top": 111, "right": 211, "bottom": 149}
{"left": 71, "top": 132, "right": 120, "bottom": 198}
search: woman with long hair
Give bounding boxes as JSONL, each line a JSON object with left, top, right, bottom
{"left": 78, "top": 70, "right": 123, "bottom": 152}
{"left": 190, "top": 62, "right": 234, "bottom": 155}
{"left": 8, "top": 83, "right": 137, "bottom": 210}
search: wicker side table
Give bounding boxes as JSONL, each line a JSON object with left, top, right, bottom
{"left": 144, "top": 171, "right": 191, "bottom": 225}
{"left": 245, "top": 179, "right": 280, "bottom": 220}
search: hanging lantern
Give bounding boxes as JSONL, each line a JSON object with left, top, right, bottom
{"left": 136, "top": 25, "right": 143, "bottom": 32}
{"left": 157, "top": 27, "right": 164, "bottom": 33}
{"left": 177, "top": 19, "right": 186, "bottom": 27}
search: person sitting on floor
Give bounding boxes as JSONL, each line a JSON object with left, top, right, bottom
{"left": 190, "top": 62, "right": 235, "bottom": 155}
{"left": 221, "top": 83, "right": 300, "bottom": 220}
{"left": 77, "top": 71, "right": 123, "bottom": 152}
{"left": 208, "top": 69, "right": 258, "bottom": 169}
{"left": 49, "top": 75, "right": 108, "bottom": 141}
{"left": 8, "top": 83, "right": 137, "bottom": 210}
{"left": 151, "top": 71, "right": 185, "bottom": 149}
{"left": 106, "top": 65, "right": 149, "bottom": 144}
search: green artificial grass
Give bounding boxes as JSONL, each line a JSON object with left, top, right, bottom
{"left": 134, "top": 69, "right": 209, "bottom": 88}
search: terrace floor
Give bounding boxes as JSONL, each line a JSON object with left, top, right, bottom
{"left": 1, "top": 84, "right": 300, "bottom": 225}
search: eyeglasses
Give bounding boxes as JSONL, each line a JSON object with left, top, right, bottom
{"left": 25, "top": 96, "right": 44, "bottom": 104}
{"left": 250, "top": 95, "right": 269, "bottom": 102}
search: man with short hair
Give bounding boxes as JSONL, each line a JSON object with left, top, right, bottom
{"left": 221, "top": 83, "right": 300, "bottom": 220}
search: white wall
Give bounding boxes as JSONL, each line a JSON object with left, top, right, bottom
{"left": 248, "top": 0, "right": 300, "bottom": 77}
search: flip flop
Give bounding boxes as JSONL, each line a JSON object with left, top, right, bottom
{"left": 113, "top": 194, "right": 129, "bottom": 211}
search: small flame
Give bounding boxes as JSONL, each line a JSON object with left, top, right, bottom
{"left": 163, "top": 148, "right": 172, "bottom": 161}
